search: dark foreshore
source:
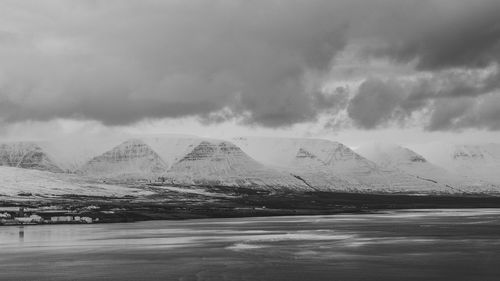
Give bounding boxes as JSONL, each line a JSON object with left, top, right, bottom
{"left": 2, "top": 185, "right": 500, "bottom": 226}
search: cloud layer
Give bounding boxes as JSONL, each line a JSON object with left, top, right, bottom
{"left": 0, "top": 0, "right": 499, "bottom": 131}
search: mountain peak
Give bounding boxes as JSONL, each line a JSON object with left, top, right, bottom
{"left": 0, "top": 142, "right": 63, "bottom": 173}
{"left": 178, "top": 141, "right": 247, "bottom": 163}
{"left": 79, "top": 139, "right": 167, "bottom": 179}
{"left": 166, "top": 140, "right": 310, "bottom": 190}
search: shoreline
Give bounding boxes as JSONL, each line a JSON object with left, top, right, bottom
{"left": 3, "top": 190, "right": 500, "bottom": 226}
{"left": 2, "top": 206, "right": 500, "bottom": 227}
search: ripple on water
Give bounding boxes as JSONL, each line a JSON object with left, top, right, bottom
{"left": 226, "top": 243, "right": 267, "bottom": 251}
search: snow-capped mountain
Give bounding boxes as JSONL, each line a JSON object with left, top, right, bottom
{"left": 79, "top": 139, "right": 168, "bottom": 180}
{"left": 3, "top": 134, "right": 500, "bottom": 195}
{"left": 0, "top": 166, "right": 152, "bottom": 199}
{"left": 414, "top": 143, "right": 500, "bottom": 186}
{"left": 355, "top": 143, "right": 499, "bottom": 193}
{"left": 355, "top": 142, "right": 456, "bottom": 181}
{"left": 234, "top": 137, "right": 454, "bottom": 193}
{"left": 34, "top": 135, "right": 132, "bottom": 172}
{"left": 289, "top": 148, "right": 357, "bottom": 192}
{"left": 0, "top": 142, "right": 63, "bottom": 173}
{"left": 233, "top": 137, "right": 368, "bottom": 168}
{"left": 164, "top": 140, "right": 311, "bottom": 191}
{"left": 31, "top": 134, "right": 205, "bottom": 172}
{"left": 407, "top": 143, "right": 500, "bottom": 182}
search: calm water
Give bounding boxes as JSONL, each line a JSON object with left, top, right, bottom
{"left": 1, "top": 209, "right": 500, "bottom": 281}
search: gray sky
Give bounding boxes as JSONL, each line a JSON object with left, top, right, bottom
{"left": 1, "top": 0, "right": 500, "bottom": 146}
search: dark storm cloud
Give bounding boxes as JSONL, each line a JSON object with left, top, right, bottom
{"left": 427, "top": 94, "right": 500, "bottom": 131}
{"left": 346, "top": 68, "right": 500, "bottom": 130}
{"left": 343, "top": 0, "right": 500, "bottom": 131}
{"left": 365, "top": 0, "right": 500, "bottom": 70}
{"left": 314, "top": 86, "right": 349, "bottom": 112}
{"left": 427, "top": 98, "right": 475, "bottom": 131}
{"left": 423, "top": 69, "right": 500, "bottom": 100}
{"left": 347, "top": 78, "right": 412, "bottom": 129}
{"left": 0, "top": 0, "right": 350, "bottom": 127}
{"left": 1, "top": 0, "right": 500, "bottom": 130}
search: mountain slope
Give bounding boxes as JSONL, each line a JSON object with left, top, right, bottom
{"left": 164, "top": 140, "right": 311, "bottom": 191}
{"left": 79, "top": 139, "right": 168, "bottom": 180}
{"left": 0, "top": 142, "right": 63, "bottom": 173}
{"left": 289, "top": 148, "right": 357, "bottom": 192}
{"left": 356, "top": 143, "right": 455, "bottom": 179}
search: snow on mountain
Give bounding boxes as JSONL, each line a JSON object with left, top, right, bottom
{"left": 3, "top": 134, "right": 500, "bottom": 195}
{"left": 233, "top": 137, "right": 367, "bottom": 168}
{"left": 355, "top": 142, "right": 457, "bottom": 182}
{"left": 0, "top": 166, "right": 152, "bottom": 199}
{"left": 355, "top": 143, "right": 498, "bottom": 193}
{"left": 164, "top": 140, "right": 311, "bottom": 191}
{"left": 78, "top": 139, "right": 168, "bottom": 180}
{"left": 234, "top": 137, "right": 454, "bottom": 194}
{"left": 356, "top": 143, "right": 429, "bottom": 169}
{"left": 289, "top": 148, "right": 357, "bottom": 192}
{"left": 0, "top": 142, "right": 63, "bottom": 173}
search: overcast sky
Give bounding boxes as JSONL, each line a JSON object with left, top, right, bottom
{"left": 1, "top": 0, "right": 500, "bottom": 147}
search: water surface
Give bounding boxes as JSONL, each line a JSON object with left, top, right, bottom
{"left": 1, "top": 209, "right": 500, "bottom": 281}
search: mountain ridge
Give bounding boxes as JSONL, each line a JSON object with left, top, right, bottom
{"left": 2, "top": 136, "right": 500, "bottom": 195}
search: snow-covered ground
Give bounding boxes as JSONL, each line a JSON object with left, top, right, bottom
{"left": 152, "top": 185, "right": 235, "bottom": 198}
{"left": 0, "top": 166, "right": 153, "bottom": 199}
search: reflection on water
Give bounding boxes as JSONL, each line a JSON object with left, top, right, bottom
{"left": 1, "top": 209, "right": 500, "bottom": 281}
{"left": 18, "top": 226, "right": 24, "bottom": 241}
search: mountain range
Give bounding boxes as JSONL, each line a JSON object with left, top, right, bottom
{"left": 1, "top": 135, "right": 500, "bottom": 198}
